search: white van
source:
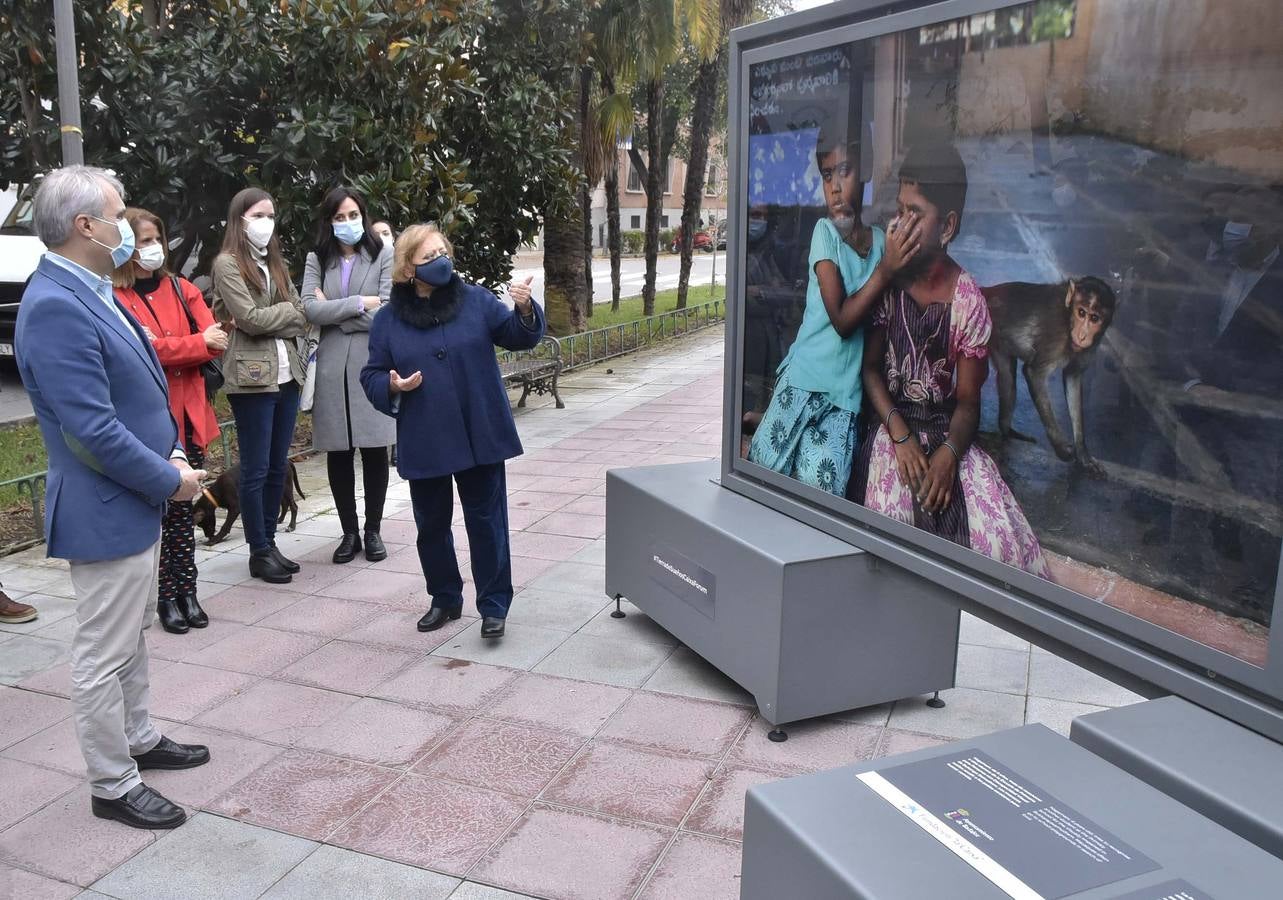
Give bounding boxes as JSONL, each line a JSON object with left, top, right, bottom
{"left": 0, "top": 187, "right": 46, "bottom": 359}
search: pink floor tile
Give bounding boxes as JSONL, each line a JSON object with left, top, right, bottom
{"left": 543, "top": 743, "right": 713, "bottom": 826}
{"left": 2, "top": 717, "right": 85, "bottom": 777}
{"left": 15, "top": 661, "right": 75, "bottom": 698}
{"left": 0, "top": 785, "right": 156, "bottom": 887}
{"left": 193, "top": 679, "right": 356, "bottom": 745}
{"left": 372, "top": 519, "right": 419, "bottom": 545}
{"left": 209, "top": 748, "right": 396, "bottom": 840}
{"left": 372, "top": 657, "right": 520, "bottom": 716}
{"left": 0, "top": 758, "right": 79, "bottom": 830}
{"left": 146, "top": 617, "right": 247, "bottom": 662}
{"left": 414, "top": 718, "right": 583, "bottom": 798}
{"left": 347, "top": 609, "right": 474, "bottom": 652}
{"left": 295, "top": 697, "right": 457, "bottom": 768}
{"left": 506, "top": 508, "right": 549, "bottom": 532}
{"left": 146, "top": 662, "right": 259, "bottom": 722}
{"left": 599, "top": 692, "right": 752, "bottom": 759}
{"left": 366, "top": 546, "right": 432, "bottom": 576}
{"left": 278, "top": 640, "right": 418, "bottom": 694}
{"left": 558, "top": 496, "right": 606, "bottom": 517}
{"left": 517, "top": 475, "right": 583, "bottom": 494}
{"left": 639, "top": 833, "right": 742, "bottom": 900}
{"left": 486, "top": 673, "right": 630, "bottom": 737}
{"left": 508, "top": 531, "right": 590, "bottom": 561}
{"left": 257, "top": 561, "right": 355, "bottom": 595}
{"left": 525, "top": 513, "right": 606, "bottom": 540}
{"left": 0, "top": 687, "right": 69, "bottom": 750}
{"left": 877, "top": 728, "right": 950, "bottom": 758}
{"left": 185, "top": 625, "right": 326, "bottom": 677}
{"left": 254, "top": 596, "right": 388, "bottom": 638}
{"left": 316, "top": 570, "right": 429, "bottom": 609}
{"left": 197, "top": 584, "right": 303, "bottom": 624}
{"left": 729, "top": 718, "right": 882, "bottom": 774}
{"left": 142, "top": 724, "right": 282, "bottom": 808}
{"left": 0, "top": 863, "right": 81, "bottom": 899}
{"left": 472, "top": 803, "right": 671, "bottom": 900}
{"left": 509, "top": 555, "right": 558, "bottom": 588}
{"left": 684, "top": 766, "right": 780, "bottom": 841}
{"left": 507, "top": 491, "right": 578, "bottom": 513}
{"left": 330, "top": 774, "right": 527, "bottom": 876}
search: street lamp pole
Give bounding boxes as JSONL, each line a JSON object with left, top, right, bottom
{"left": 53, "top": 0, "right": 84, "bottom": 165}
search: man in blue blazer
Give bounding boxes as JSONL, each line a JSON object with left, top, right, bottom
{"left": 17, "top": 166, "right": 210, "bottom": 830}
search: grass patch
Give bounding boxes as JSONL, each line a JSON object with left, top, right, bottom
{"left": 0, "top": 421, "right": 50, "bottom": 507}
{"left": 579, "top": 282, "right": 723, "bottom": 330}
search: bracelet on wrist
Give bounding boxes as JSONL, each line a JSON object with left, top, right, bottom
{"left": 941, "top": 440, "right": 961, "bottom": 461}
{"left": 892, "top": 429, "right": 912, "bottom": 445}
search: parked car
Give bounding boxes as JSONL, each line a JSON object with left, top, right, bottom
{"left": 0, "top": 187, "right": 44, "bottom": 362}
{"left": 716, "top": 220, "right": 727, "bottom": 250}
{"left": 670, "top": 228, "right": 714, "bottom": 254}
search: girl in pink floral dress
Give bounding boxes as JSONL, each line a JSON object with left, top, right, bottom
{"left": 850, "top": 145, "right": 1049, "bottom": 578}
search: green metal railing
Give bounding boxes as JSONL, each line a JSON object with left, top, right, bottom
{"left": 500, "top": 298, "right": 724, "bottom": 374}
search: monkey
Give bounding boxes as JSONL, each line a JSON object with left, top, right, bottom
{"left": 981, "top": 276, "right": 1117, "bottom": 476}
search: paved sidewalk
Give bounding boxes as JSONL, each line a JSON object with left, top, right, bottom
{"left": 0, "top": 326, "right": 1140, "bottom": 899}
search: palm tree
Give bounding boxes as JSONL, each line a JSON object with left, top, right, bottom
{"left": 676, "top": 0, "right": 753, "bottom": 308}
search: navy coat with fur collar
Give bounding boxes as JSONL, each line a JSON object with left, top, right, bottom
{"left": 361, "top": 276, "right": 546, "bottom": 480}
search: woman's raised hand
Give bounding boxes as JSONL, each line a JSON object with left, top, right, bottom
{"left": 509, "top": 275, "right": 534, "bottom": 314}
{"left": 389, "top": 369, "right": 423, "bottom": 394}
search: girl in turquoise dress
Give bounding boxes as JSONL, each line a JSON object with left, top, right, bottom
{"left": 748, "top": 137, "right": 922, "bottom": 495}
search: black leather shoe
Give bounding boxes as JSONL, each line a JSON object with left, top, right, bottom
{"left": 417, "top": 607, "right": 463, "bottom": 632}
{"left": 177, "top": 591, "right": 208, "bottom": 628}
{"left": 90, "top": 783, "right": 186, "bottom": 830}
{"left": 481, "top": 616, "right": 506, "bottom": 639}
{"left": 363, "top": 531, "right": 387, "bottom": 562}
{"left": 271, "top": 545, "right": 301, "bottom": 573}
{"left": 157, "top": 599, "right": 189, "bottom": 634}
{"left": 333, "top": 533, "right": 361, "bottom": 564}
{"left": 132, "top": 735, "right": 211, "bottom": 770}
{"left": 249, "top": 550, "right": 292, "bottom": 584}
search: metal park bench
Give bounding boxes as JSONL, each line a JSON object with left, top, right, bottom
{"left": 499, "top": 335, "right": 565, "bottom": 409}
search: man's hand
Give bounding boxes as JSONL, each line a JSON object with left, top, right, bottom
{"left": 389, "top": 369, "right": 423, "bottom": 394}
{"left": 170, "top": 464, "right": 207, "bottom": 502}
{"left": 510, "top": 275, "right": 535, "bottom": 316}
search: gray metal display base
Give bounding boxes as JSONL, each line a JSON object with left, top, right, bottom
{"left": 741, "top": 723, "right": 1283, "bottom": 899}
{"left": 604, "top": 461, "right": 959, "bottom": 728}
{"left": 1071, "top": 696, "right": 1283, "bottom": 859}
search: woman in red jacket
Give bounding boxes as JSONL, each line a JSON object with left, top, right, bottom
{"left": 113, "top": 208, "right": 228, "bottom": 634}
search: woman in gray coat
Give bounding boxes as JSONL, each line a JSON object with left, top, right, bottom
{"left": 301, "top": 187, "right": 396, "bottom": 563}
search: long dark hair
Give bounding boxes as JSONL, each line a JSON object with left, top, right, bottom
{"left": 313, "top": 186, "right": 383, "bottom": 269}
{"left": 220, "top": 187, "right": 292, "bottom": 296}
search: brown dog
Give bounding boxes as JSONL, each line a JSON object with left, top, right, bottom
{"left": 192, "top": 461, "right": 306, "bottom": 545}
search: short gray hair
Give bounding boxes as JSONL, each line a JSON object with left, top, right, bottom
{"left": 32, "top": 165, "right": 126, "bottom": 247}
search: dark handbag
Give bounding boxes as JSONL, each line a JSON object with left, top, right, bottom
{"left": 169, "top": 276, "right": 225, "bottom": 398}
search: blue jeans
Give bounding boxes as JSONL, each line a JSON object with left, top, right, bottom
{"left": 410, "top": 462, "right": 513, "bottom": 619}
{"left": 228, "top": 382, "right": 300, "bottom": 553}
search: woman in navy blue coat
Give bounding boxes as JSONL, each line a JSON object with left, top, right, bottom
{"left": 361, "top": 223, "right": 545, "bottom": 637}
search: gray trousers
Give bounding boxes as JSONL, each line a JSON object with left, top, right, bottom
{"left": 68, "top": 540, "right": 163, "bottom": 799}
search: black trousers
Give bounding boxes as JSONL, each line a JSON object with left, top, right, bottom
{"left": 409, "top": 462, "right": 512, "bottom": 619}
{"left": 327, "top": 446, "right": 389, "bottom": 535}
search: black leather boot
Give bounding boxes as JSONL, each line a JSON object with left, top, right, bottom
{"left": 333, "top": 533, "right": 361, "bottom": 564}
{"left": 177, "top": 591, "right": 209, "bottom": 628}
{"left": 270, "top": 544, "right": 301, "bottom": 573}
{"left": 249, "top": 549, "right": 292, "bottom": 584}
{"left": 363, "top": 531, "right": 387, "bottom": 562}
{"left": 481, "top": 616, "right": 506, "bottom": 639}
{"left": 157, "top": 599, "right": 188, "bottom": 634}
{"left": 417, "top": 607, "right": 463, "bottom": 632}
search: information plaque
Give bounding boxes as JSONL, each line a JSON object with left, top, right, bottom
{"left": 858, "top": 750, "right": 1160, "bottom": 899}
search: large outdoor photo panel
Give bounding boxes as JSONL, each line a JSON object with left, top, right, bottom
{"left": 735, "top": 0, "right": 1283, "bottom": 672}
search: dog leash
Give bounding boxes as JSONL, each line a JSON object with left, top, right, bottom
{"left": 201, "top": 488, "right": 220, "bottom": 509}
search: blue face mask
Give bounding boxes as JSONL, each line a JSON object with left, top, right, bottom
{"left": 415, "top": 255, "right": 454, "bottom": 287}
{"left": 333, "top": 217, "right": 364, "bottom": 246}
{"left": 747, "top": 220, "right": 768, "bottom": 242}
{"left": 92, "top": 215, "right": 136, "bottom": 268}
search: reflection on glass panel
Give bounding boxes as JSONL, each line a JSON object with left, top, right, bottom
{"left": 738, "top": 0, "right": 1282, "bottom": 667}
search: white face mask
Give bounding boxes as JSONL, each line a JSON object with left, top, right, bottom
{"left": 243, "top": 216, "right": 275, "bottom": 250}
{"left": 136, "top": 244, "right": 166, "bottom": 272}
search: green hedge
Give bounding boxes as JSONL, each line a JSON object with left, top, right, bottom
{"left": 621, "top": 229, "right": 645, "bottom": 254}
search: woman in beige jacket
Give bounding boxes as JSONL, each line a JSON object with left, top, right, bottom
{"left": 210, "top": 187, "right": 307, "bottom": 584}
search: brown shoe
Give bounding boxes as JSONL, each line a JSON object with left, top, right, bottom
{"left": 0, "top": 592, "right": 37, "bottom": 625}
